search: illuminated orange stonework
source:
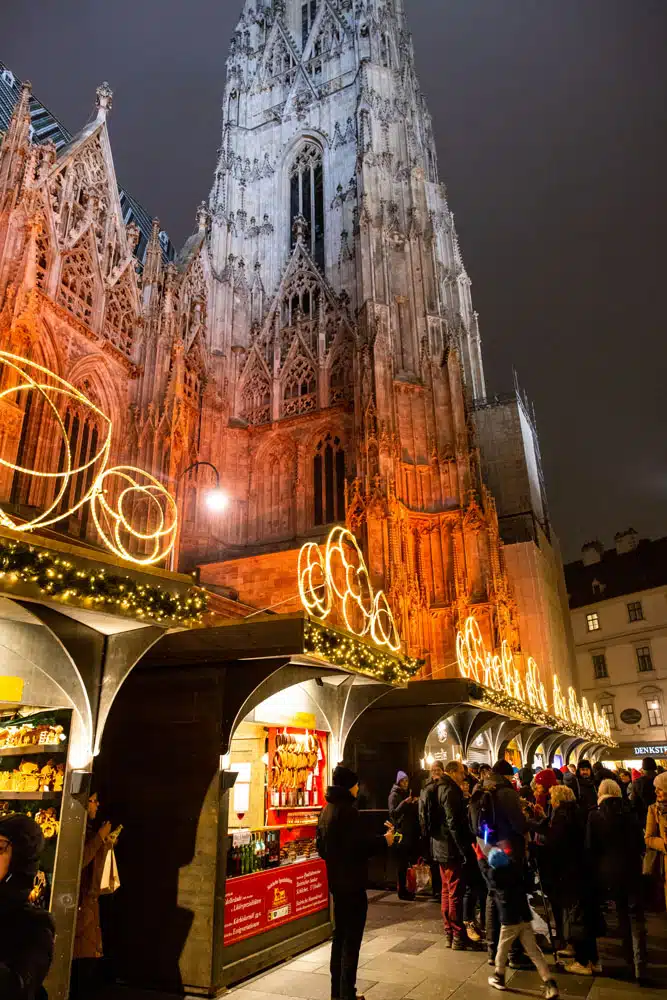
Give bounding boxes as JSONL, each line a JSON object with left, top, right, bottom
{"left": 0, "top": 3, "right": 564, "bottom": 690}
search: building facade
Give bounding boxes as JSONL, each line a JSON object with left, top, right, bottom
{"left": 0, "top": 0, "right": 574, "bottom": 683}
{"left": 565, "top": 530, "right": 667, "bottom": 766}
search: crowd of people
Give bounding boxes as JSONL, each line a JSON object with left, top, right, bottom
{"left": 386, "top": 755, "right": 667, "bottom": 997}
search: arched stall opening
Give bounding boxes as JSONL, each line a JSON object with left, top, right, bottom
{"left": 93, "top": 615, "right": 393, "bottom": 998}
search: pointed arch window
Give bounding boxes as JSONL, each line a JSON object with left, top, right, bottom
{"left": 302, "top": 1, "right": 318, "bottom": 48}
{"left": 313, "top": 433, "right": 345, "bottom": 526}
{"left": 283, "top": 356, "right": 316, "bottom": 417}
{"left": 241, "top": 364, "right": 271, "bottom": 426}
{"left": 290, "top": 143, "right": 324, "bottom": 270}
{"left": 58, "top": 245, "right": 95, "bottom": 325}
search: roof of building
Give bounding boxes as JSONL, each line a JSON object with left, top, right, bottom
{"left": 564, "top": 535, "right": 667, "bottom": 609}
{"left": 0, "top": 61, "right": 174, "bottom": 265}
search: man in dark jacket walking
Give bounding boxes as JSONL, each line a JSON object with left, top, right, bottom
{"left": 632, "top": 757, "right": 657, "bottom": 825}
{"left": 317, "top": 766, "right": 394, "bottom": 1000}
{"left": 0, "top": 812, "right": 54, "bottom": 999}
{"left": 429, "top": 760, "right": 477, "bottom": 948}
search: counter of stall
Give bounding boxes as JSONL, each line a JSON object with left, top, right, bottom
{"left": 221, "top": 689, "right": 333, "bottom": 983}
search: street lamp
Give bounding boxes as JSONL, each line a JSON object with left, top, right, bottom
{"left": 169, "top": 461, "right": 228, "bottom": 572}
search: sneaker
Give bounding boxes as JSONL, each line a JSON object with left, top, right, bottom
{"left": 563, "top": 960, "right": 593, "bottom": 976}
{"left": 544, "top": 980, "right": 559, "bottom": 1000}
{"left": 488, "top": 972, "right": 506, "bottom": 991}
{"left": 591, "top": 962, "right": 602, "bottom": 974}
{"left": 464, "top": 921, "right": 482, "bottom": 942}
{"left": 444, "top": 934, "right": 452, "bottom": 949}
{"left": 508, "top": 957, "right": 533, "bottom": 970}
{"left": 451, "top": 936, "right": 466, "bottom": 951}
{"left": 397, "top": 891, "right": 416, "bottom": 901}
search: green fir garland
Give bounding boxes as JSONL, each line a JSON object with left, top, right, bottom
{"left": 0, "top": 538, "right": 207, "bottom": 625}
{"left": 304, "top": 619, "right": 421, "bottom": 684}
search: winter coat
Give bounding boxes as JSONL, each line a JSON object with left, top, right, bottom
{"left": 586, "top": 797, "right": 644, "bottom": 896}
{"left": 644, "top": 803, "right": 667, "bottom": 908}
{"left": 470, "top": 773, "right": 527, "bottom": 861}
{"left": 317, "top": 785, "right": 386, "bottom": 894}
{"left": 428, "top": 773, "right": 473, "bottom": 867}
{"left": 73, "top": 822, "right": 110, "bottom": 960}
{"left": 565, "top": 771, "right": 598, "bottom": 813}
{"left": 0, "top": 815, "right": 54, "bottom": 1000}
{"left": 542, "top": 801, "right": 586, "bottom": 906}
{"left": 418, "top": 778, "right": 441, "bottom": 841}
{"left": 632, "top": 773, "right": 656, "bottom": 824}
{"left": 388, "top": 784, "right": 420, "bottom": 850}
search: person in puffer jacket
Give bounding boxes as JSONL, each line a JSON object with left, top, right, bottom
{"left": 0, "top": 812, "right": 54, "bottom": 1000}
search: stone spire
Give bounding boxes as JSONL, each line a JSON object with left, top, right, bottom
{"left": 0, "top": 81, "right": 33, "bottom": 202}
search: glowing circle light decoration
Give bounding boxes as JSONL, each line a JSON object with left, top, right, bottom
{"left": 0, "top": 351, "right": 112, "bottom": 531}
{"left": 90, "top": 466, "right": 178, "bottom": 566}
{"left": 455, "top": 614, "right": 611, "bottom": 740}
{"left": 0, "top": 351, "right": 178, "bottom": 567}
{"left": 298, "top": 527, "right": 401, "bottom": 653}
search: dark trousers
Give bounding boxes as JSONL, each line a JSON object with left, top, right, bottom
{"left": 478, "top": 855, "right": 524, "bottom": 962}
{"left": 331, "top": 889, "right": 368, "bottom": 1000}
{"left": 613, "top": 891, "right": 647, "bottom": 972}
{"left": 439, "top": 863, "right": 465, "bottom": 937}
{"left": 69, "top": 958, "right": 100, "bottom": 999}
{"left": 463, "top": 861, "right": 484, "bottom": 925}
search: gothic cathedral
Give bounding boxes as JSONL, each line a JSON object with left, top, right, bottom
{"left": 0, "top": 1, "right": 572, "bottom": 681}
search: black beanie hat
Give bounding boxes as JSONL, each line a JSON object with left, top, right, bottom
{"left": 0, "top": 812, "right": 44, "bottom": 880}
{"left": 492, "top": 759, "right": 514, "bottom": 777}
{"left": 578, "top": 759, "right": 592, "bottom": 771}
{"left": 332, "top": 765, "right": 359, "bottom": 790}
{"left": 643, "top": 757, "right": 657, "bottom": 772}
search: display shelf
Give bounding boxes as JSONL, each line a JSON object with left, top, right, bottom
{"left": 0, "top": 790, "right": 61, "bottom": 800}
{"left": 270, "top": 805, "right": 322, "bottom": 810}
{"left": 0, "top": 744, "right": 67, "bottom": 757}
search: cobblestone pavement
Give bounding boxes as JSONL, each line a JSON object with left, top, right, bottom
{"left": 229, "top": 890, "right": 667, "bottom": 1000}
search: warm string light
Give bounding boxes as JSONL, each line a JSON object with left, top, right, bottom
{"left": 0, "top": 538, "right": 206, "bottom": 624}
{"left": 0, "top": 351, "right": 177, "bottom": 566}
{"left": 304, "top": 620, "right": 420, "bottom": 684}
{"left": 298, "top": 527, "right": 401, "bottom": 653}
{"left": 456, "top": 615, "right": 611, "bottom": 741}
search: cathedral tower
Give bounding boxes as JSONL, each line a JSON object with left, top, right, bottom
{"left": 200, "top": 0, "right": 511, "bottom": 674}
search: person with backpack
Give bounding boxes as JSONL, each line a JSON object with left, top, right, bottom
{"left": 476, "top": 761, "right": 559, "bottom": 998}
{"left": 0, "top": 812, "right": 55, "bottom": 1000}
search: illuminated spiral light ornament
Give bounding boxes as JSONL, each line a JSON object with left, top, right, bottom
{"left": 0, "top": 351, "right": 112, "bottom": 531}
{"left": 90, "top": 466, "right": 178, "bottom": 566}
{"left": 297, "top": 527, "right": 401, "bottom": 653}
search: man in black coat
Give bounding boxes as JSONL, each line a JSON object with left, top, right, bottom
{"left": 632, "top": 757, "right": 657, "bottom": 825}
{"left": 564, "top": 759, "right": 598, "bottom": 813}
{"left": 317, "top": 766, "right": 394, "bottom": 1000}
{"left": 418, "top": 760, "right": 444, "bottom": 899}
{"left": 429, "top": 760, "right": 477, "bottom": 948}
{"left": 0, "top": 812, "right": 54, "bottom": 999}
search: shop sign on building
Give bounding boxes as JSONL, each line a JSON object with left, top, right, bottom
{"left": 633, "top": 744, "right": 667, "bottom": 756}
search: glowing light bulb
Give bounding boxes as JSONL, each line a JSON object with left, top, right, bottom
{"left": 205, "top": 488, "right": 228, "bottom": 512}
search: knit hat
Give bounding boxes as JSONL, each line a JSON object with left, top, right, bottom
{"left": 396, "top": 770, "right": 409, "bottom": 784}
{"left": 653, "top": 772, "right": 667, "bottom": 793}
{"left": 642, "top": 757, "right": 657, "bottom": 772}
{"left": 492, "top": 759, "right": 514, "bottom": 777}
{"left": 332, "top": 765, "right": 359, "bottom": 790}
{"left": 578, "top": 759, "right": 592, "bottom": 771}
{"left": 534, "top": 768, "right": 559, "bottom": 790}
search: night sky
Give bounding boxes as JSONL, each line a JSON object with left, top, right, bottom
{"left": 4, "top": 1, "right": 666, "bottom": 560}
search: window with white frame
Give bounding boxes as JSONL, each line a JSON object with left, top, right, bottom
{"left": 592, "top": 652, "right": 608, "bottom": 679}
{"left": 646, "top": 699, "right": 663, "bottom": 727}
{"left": 637, "top": 646, "right": 653, "bottom": 673}
{"left": 627, "top": 600, "right": 644, "bottom": 622}
{"left": 586, "top": 612, "right": 600, "bottom": 632}
{"left": 601, "top": 702, "right": 616, "bottom": 729}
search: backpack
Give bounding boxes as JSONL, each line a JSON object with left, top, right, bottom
{"left": 471, "top": 786, "right": 498, "bottom": 845}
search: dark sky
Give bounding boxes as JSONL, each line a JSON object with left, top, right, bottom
{"left": 4, "top": 1, "right": 667, "bottom": 560}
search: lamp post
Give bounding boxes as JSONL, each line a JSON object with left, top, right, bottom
{"left": 169, "top": 461, "right": 228, "bottom": 572}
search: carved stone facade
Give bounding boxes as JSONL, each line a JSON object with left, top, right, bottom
{"left": 0, "top": 0, "right": 564, "bottom": 679}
